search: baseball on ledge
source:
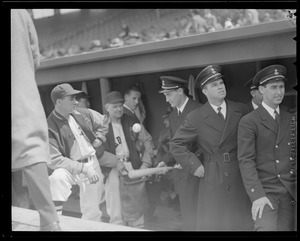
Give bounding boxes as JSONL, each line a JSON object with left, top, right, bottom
{"left": 132, "top": 123, "right": 142, "bottom": 133}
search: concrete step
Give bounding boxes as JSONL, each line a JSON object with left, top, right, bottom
{"left": 12, "top": 206, "right": 148, "bottom": 231}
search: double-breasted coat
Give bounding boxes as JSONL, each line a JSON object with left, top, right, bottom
{"left": 165, "top": 98, "right": 202, "bottom": 230}
{"left": 170, "top": 100, "right": 253, "bottom": 231}
{"left": 238, "top": 105, "right": 296, "bottom": 204}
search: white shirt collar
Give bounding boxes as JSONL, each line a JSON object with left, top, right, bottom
{"left": 210, "top": 100, "right": 226, "bottom": 118}
{"left": 252, "top": 101, "right": 259, "bottom": 110}
{"left": 262, "top": 101, "right": 280, "bottom": 119}
{"left": 177, "top": 96, "right": 189, "bottom": 114}
{"left": 123, "top": 104, "right": 134, "bottom": 113}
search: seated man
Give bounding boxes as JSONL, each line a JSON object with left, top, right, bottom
{"left": 103, "top": 91, "right": 153, "bottom": 228}
{"left": 47, "top": 83, "right": 119, "bottom": 222}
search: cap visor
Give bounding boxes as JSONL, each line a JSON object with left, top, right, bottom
{"left": 66, "top": 89, "right": 83, "bottom": 96}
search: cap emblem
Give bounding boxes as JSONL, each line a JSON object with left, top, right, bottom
{"left": 162, "top": 80, "right": 165, "bottom": 86}
{"left": 274, "top": 69, "right": 279, "bottom": 75}
{"left": 211, "top": 68, "right": 216, "bottom": 74}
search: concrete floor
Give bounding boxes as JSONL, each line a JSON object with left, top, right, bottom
{"left": 63, "top": 185, "right": 183, "bottom": 231}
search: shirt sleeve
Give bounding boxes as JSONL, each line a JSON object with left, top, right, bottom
{"left": 169, "top": 114, "right": 203, "bottom": 175}
{"left": 88, "top": 108, "right": 109, "bottom": 143}
{"left": 138, "top": 124, "right": 154, "bottom": 168}
{"left": 237, "top": 116, "right": 266, "bottom": 202}
{"left": 48, "top": 128, "right": 82, "bottom": 175}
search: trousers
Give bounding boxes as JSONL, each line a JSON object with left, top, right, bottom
{"left": 12, "top": 162, "right": 59, "bottom": 227}
{"left": 103, "top": 168, "right": 123, "bottom": 225}
{"left": 254, "top": 192, "right": 296, "bottom": 231}
{"left": 49, "top": 157, "right": 104, "bottom": 221}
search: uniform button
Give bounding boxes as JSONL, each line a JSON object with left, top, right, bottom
{"left": 288, "top": 142, "right": 291, "bottom": 146}
{"left": 224, "top": 172, "right": 229, "bottom": 177}
{"left": 290, "top": 171, "right": 294, "bottom": 174}
{"left": 226, "top": 186, "right": 231, "bottom": 191}
{"left": 290, "top": 157, "right": 294, "bottom": 160}
{"left": 290, "top": 200, "right": 296, "bottom": 205}
{"left": 277, "top": 174, "right": 281, "bottom": 178}
{"left": 251, "top": 188, "right": 255, "bottom": 193}
{"left": 275, "top": 145, "right": 278, "bottom": 148}
{"left": 276, "top": 160, "right": 279, "bottom": 163}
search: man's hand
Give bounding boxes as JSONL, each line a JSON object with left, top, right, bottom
{"left": 193, "top": 165, "right": 205, "bottom": 178}
{"left": 82, "top": 165, "right": 99, "bottom": 184}
{"left": 92, "top": 138, "right": 102, "bottom": 149}
{"left": 116, "top": 159, "right": 127, "bottom": 175}
{"left": 157, "top": 161, "right": 166, "bottom": 168}
{"left": 252, "top": 196, "right": 274, "bottom": 221}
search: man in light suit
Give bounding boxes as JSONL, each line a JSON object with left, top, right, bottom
{"left": 170, "top": 65, "right": 253, "bottom": 231}
{"left": 238, "top": 65, "right": 296, "bottom": 231}
{"left": 157, "top": 76, "right": 202, "bottom": 230}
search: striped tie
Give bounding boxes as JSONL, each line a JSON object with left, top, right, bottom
{"left": 217, "top": 106, "right": 225, "bottom": 120}
{"left": 274, "top": 110, "right": 280, "bottom": 126}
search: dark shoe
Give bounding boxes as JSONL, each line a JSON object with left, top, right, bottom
{"left": 40, "top": 221, "right": 62, "bottom": 231}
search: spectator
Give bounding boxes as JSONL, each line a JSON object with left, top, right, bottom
{"left": 224, "top": 18, "right": 234, "bottom": 29}
{"left": 89, "top": 39, "right": 103, "bottom": 52}
{"left": 103, "top": 91, "right": 153, "bottom": 228}
{"left": 11, "top": 9, "right": 61, "bottom": 231}
{"left": 47, "top": 83, "right": 119, "bottom": 222}
{"left": 109, "top": 38, "right": 124, "bottom": 48}
{"left": 245, "top": 9, "right": 260, "bottom": 24}
{"left": 190, "top": 9, "right": 207, "bottom": 34}
{"left": 260, "top": 12, "right": 273, "bottom": 23}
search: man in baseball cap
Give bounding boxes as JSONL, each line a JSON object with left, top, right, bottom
{"left": 50, "top": 83, "right": 82, "bottom": 104}
{"left": 46, "top": 83, "right": 109, "bottom": 223}
{"left": 103, "top": 90, "right": 153, "bottom": 228}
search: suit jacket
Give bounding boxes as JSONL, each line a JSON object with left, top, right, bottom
{"left": 167, "top": 98, "right": 202, "bottom": 230}
{"left": 246, "top": 101, "right": 254, "bottom": 112}
{"left": 12, "top": 10, "right": 47, "bottom": 170}
{"left": 170, "top": 100, "right": 252, "bottom": 230}
{"left": 238, "top": 105, "right": 297, "bottom": 202}
{"left": 164, "top": 98, "right": 202, "bottom": 171}
{"left": 123, "top": 105, "right": 140, "bottom": 122}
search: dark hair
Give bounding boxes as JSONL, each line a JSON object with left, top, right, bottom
{"left": 124, "top": 85, "right": 142, "bottom": 96}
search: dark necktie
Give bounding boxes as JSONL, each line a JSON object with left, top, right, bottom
{"left": 274, "top": 110, "right": 280, "bottom": 126}
{"left": 217, "top": 106, "right": 225, "bottom": 120}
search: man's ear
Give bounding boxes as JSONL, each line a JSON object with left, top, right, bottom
{"left": 104, "top": 104, "right": 110, "bottom": 112}
{"left": 258, "top": 85, "right": 264, "bottom": 95}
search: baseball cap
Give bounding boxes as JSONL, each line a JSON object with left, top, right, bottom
{"left": 51, "top": 83, "right": 83, "bottom": 104}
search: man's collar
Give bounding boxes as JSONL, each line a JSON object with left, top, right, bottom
{"left": 177, "top": 96, "right": 189, "bottom": 113}
{"left": 123, "top": 104, "right": 134, "bottom": 113}
{"left": 53, "top": 109, "right": 69, "bottom": 121}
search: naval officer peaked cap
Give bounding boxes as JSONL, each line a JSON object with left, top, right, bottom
{"left": 195, "top": 65, "right": 223, "bottom": 89}
{"left": 244, "top": 77, "right": 259, "bottom": 91}
{"left": 253, "top": 64, "right": 287, "bottom": 87}
{"left": 159, "top": 76, "right": 188, "bottom": 93}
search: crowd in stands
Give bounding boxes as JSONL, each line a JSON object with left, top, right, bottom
{"left": 39, "top": 9, "right": 289, "bottom": 60}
